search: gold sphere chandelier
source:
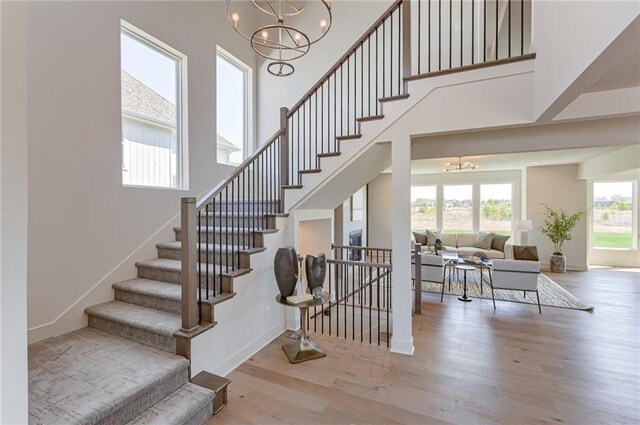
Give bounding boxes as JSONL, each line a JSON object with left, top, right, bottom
{"left": 226, "top": 0, "right": 333, "bottom": 77}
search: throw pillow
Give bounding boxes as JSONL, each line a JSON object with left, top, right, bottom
{"left": 491, "top": 234, "right": 510, "bottom": 252}
{"left": 473, "top": 232, "right": 495, "bottom": 250}
{"left": 425, "top": 229, "right": 436, "bottom": 246}
{"left": 412, "top": 231, "right": 428, "bottom": 246}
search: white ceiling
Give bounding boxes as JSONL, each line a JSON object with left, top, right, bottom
{"left": 409, "top": 146, "right": 622, "bottom": 175}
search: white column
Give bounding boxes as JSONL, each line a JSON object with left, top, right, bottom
{"left": 390, "top": 134, "right": 414, "bottom": 356}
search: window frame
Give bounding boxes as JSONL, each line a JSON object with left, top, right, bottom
{"left": 216, "top": 46, "right": 252, "bottom": 165}
{"left": 120, "top": 20, "right": 189, "bottom": 190}
{"left": 590, "top": 179, "right": 638, "bottom": 251}
{"left": 479, "top": 182, "right": 515, "bottom": 237}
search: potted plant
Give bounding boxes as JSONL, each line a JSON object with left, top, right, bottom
{"left": 539, "top": 204, "right": 588, "bottom": 273}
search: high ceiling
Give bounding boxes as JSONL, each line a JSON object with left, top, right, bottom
{"left": 409, "top": 146, "right": 622, "bottom": 175}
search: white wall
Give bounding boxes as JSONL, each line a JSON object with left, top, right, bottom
{"left": 257, "top": 0, "right": 394, "bottom": 142}
{"left": 533, "top": 1, "right": 640, "bottom": 120}
{"left": 368, "top": 173, "right": 393, "bottom": 249}
{"left": 335, "top": 186, "right": 368, "bottom": 247}
{"left": 26, "top": 1, "right": 259, "bottom": 341}
{"left": 526, "top": 164, "right": 588, "bottom": 270}
{"left": 1, "top": 1, "right": 29, "bottom": 422}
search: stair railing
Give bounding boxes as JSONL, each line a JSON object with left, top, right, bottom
{"left": 180, "top": 127, "right": 286, "bottom": 331}
{"left": 284, "top": 0, "right": 410, "bottom": 186}
{"left": 307, "top": 245, "right": 393, "bottom": 347}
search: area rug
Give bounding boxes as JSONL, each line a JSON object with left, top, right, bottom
{"left": 420, "top": 273, "right": 593, "bottom": 311}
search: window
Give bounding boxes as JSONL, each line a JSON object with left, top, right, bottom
{"left": 217, "top": 48, "right": 250, "bottom": 166}
{"left": 411, "top": 186, "right": 437, "bottom": 231}
{"left": 443, "top": 185, "right": 473, "bottom": 233}
{"left": 121, "top": 22, "right": 187, "bottom": 189}
{"left": 592, "top": 181, "right": 636, "bottom": 250}
{"left": 480, "top": 183, "right": 513, "bottom": 236}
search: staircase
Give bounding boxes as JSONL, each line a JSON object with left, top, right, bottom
{"left": 28, "top": 0, "right": 533, "bottom": 423}
{"left": 28, "top": 200, "right": 284, "bottom": 424}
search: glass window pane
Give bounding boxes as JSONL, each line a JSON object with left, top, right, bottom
{"left": 480, "top": 183, "right": 513, "bottom": 236}
{"left": 411, "top": 186, "right": 436, "bottom": 231}
{"left": 217, "top": 53, "right": 246, "bottom": 166}
{"left": 121, "top": 29, "right": 180, "bottom": 188}
{"left": 443, "top": 185, "right": 472, "bottom": 233}
{"left": 593, "top": 182, "right": 634, "bottom": 249}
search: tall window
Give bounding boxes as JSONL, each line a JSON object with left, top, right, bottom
{"left": 217, "top": 48, "right": 249, "bottom": 166}
{"left": 121, "top": 22, "right": 186, "bottom": 188}
{"left": 592, "top": 181, "right": 636, "bottom": 250}
{"left": 443, "top": 185, "right": 473, "bottom": 233}
{"left": 411, "top": 186, "right": 437, "bottom": 231}
{"left": 480, "top": 183, "right": 513, "bottom": 236}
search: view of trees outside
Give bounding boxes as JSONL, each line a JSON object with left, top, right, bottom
{"left": 443, "top": 185, "right": 473, "bottom": 233}
{"left": 411, "top": 186, "right": 436, "bottom": 231}
{"left": 479, "top": 184, "right": 512, "bottom": 236}
{"left": 593, "top": 181, "right": 634, "bottom": 249}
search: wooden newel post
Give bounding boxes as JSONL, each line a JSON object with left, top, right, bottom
{"left": 401, "top": 0, "right": 412, "bottom": 92}
{"left": 414, "top": 243, "right": 422, "bottom": 315}
{"left": 279, "top": 107, "right": 290, "bottom": 213}
{"left": 181, "top": 197, "right": 199, "bottom": 332}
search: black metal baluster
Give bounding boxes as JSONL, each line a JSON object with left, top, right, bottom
{"left": 377, "top": 267, "right": 381, "bottom": 345}
{"left": 418, "top": 0, "right": 421, "bottom": 74}
{"left": 428, "top": 0, "right": 431, "bottom": 72}
{"left": 472, "top": 0, "right": 475, "bottom": 64}
{"left": 449, "top": 0, "right": 452, "bottom": 69}
{"left": 461, "top": 0, "right": 464, "bottom": 67}
{"left": 495, "top": 0, "right": 499, "bottom": 60}
{"left": 197, "top": 210, "right": 202, "bottom": 321}
{"left": 390, "top": 12, "right": 394, "bottom": 96}
{"left": 329, "top": 263, "right": 332, "bottom": 336}
{"left": 439, "top": 0, "right": 442, "bottom": 70}
{"left": 397, "top": 6, "right": 401, "bottom": 95}
{"left": 386, "top": 270, "right": 390, "bottom": 348}
{"left": 206, "top": 203, "right": 209, "bottom": 299}
{"left": 521, "top": 0, "right": 524, "bottom": 55}
{"left": 360, "top": 264, "right": 363, "bottom": 342}
{"left": 375, "top": 26, "right": 379, "bottom": 112}
{"left": 369, "top": 265, "right": 372, "bottom": 344}
{"left": 484, "top": 0, "right": 487, "bottom": 62}
{"left": 508, "top": 0, "right": 512, "bottom": 57}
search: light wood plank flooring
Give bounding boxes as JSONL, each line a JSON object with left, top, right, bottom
{"left": 209, "top": 268, "right": 640, "bottom": 424}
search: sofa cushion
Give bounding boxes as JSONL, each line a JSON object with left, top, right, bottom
{"left": 456, "top": 233, "right": 476, "bottom": 248}
{"left": 438, "top": 233, "right": 457, "bottom": 247}
{"left": 491, "top": 234, "right": 511, "bottom": 252}
{"left": 457, "top": 247, "right": 505, "bottom": 259}
{"left": 474, "top": 232, "right": 495, "bottom": 249}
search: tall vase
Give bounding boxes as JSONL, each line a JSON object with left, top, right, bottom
{"left": 305, "top": 254, "right": 327, "bottom": 292}
{"left": 549, "top": 254, "right": 566, "bottom": 273}
{"left": 274, "top": 247, "right": 299, "bottom": 297}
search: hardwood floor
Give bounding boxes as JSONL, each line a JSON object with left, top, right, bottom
{"left": 209, "top": 268, "right": 640, "bottom": 424}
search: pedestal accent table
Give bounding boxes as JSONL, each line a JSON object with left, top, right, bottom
{"left": 276, "top": 291, "right": 330, "bottom": 364}
{"left": 455, "top": 264, "right": 476, "bottom": 302}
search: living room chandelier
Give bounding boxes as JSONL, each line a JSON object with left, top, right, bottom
{"left": 226, "top": 0, "right": 332, "bottom": 77}
{"left": 442, "top": 157, "right": 479, "bottom": 172}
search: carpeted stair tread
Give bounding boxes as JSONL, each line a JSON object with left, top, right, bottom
{"left": 28, "top": 327, "right": 189, "bottom": 425}
{"left": 85, "top": 301, "right": 181, "bottom": 337}
{"left": 126, "top": 383, "right": 214, "bottom": 425}
{"left": 156, "top": 241, "right": 266, "bottom": 254}
{"left": 136, "top": 258, "right": 250, "bottom": 276}
{"left": 113, "top": 278, "right": 235, "bottom": 305}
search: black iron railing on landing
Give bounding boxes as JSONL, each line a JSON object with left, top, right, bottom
{"left": 307, "top": 245, "right": 393, "bottom": 347}
{"left": 179, "top": 0, "right": 533, "bottom": 333}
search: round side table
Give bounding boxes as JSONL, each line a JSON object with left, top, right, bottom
{"left": 276, "top": 291, "right": 330, "bottom": 364}
{"left": 455, "top": 264, "right": 476, "bottom": 302}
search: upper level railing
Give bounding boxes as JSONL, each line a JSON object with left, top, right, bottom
{"left": 180, "top": 0, "right": 533, "bottom": 333}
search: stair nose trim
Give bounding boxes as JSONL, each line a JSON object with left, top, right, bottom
{"left": 336, "top": 134, "right": 362, "bottom": 141}
{"left": 356, "top": 114, "right": 384, "bottom": 122}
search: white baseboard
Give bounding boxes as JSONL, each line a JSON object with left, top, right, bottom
{"left": 390, "top": 337, "right": 415, "bottom": 356}
{"left": 540, "top": 262, "right": 588, "bottom": 272}
{"left": 210, "top": 322, "right": 286, "bottom": 378}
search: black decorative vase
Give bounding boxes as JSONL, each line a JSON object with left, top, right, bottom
{"left": 305, "top": 253, "right": 327, "bottom": 292}
{"left": 274, "top": 247, "right": 299, "bottom": 298}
